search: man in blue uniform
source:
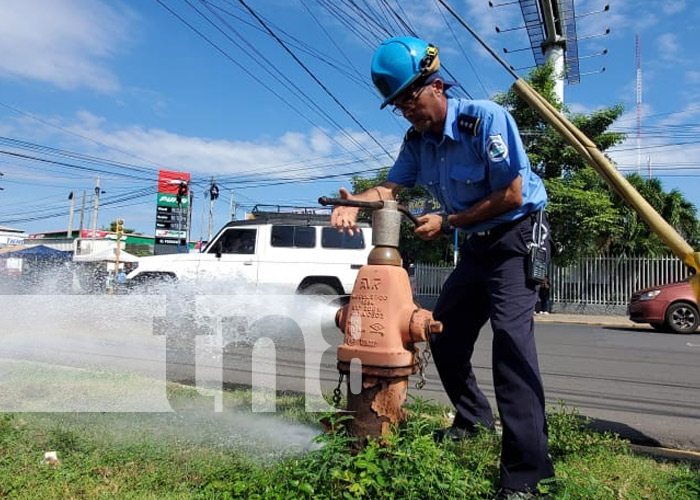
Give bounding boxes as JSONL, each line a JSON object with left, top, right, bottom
{"left": 331, "top": 37, "right": 554, "bottom": 499}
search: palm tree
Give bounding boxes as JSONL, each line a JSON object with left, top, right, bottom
{"left": 610, "top": 174, "right": 700, "bottom": 255}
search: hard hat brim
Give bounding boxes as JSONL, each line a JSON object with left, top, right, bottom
{"left": 380, "top": 70, "right": 458, "bottom": 109}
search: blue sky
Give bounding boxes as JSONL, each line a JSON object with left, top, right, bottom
{"left": 0, "top": 0, "right": 699, "bottom": 240}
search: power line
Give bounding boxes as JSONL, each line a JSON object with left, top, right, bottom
{"left": 157, "top": 0, "right": 384, "bottom": 167}
{"left": 295, "top": 0, "right": 367, "bottom": 87}
{"left": 0, "top": 101, "right": 173, "bottom": 170}
{"left": 191, "top": 0, "right": 381, "bottom": 161}
{"left": 236, "top": 0, "right": 394, "bottom": 160}
{"left": 205, "top": 0, "right": 374, "bottom": 92}
{"left": 433, "top": 0, "right": 489, "bottom": 98}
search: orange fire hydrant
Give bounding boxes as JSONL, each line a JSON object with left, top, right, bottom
{"left": 319, "top": 197, "right": 443, "bottom": 442}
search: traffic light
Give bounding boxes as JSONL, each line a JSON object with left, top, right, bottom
{"left": 115, "top": 218, "right": 124, "bottom": 233}
{"left": 176, "top": 181, "right": 188, "bottom": 206}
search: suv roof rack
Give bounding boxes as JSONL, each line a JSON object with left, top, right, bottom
{"left": 222, "top": 209, "right": 371, "bottom": 229}
{"left": 251, "top": 204, "right": 332, "bottom": 216}
{"left": 225, "top": 213, "right": 331, "bottom": 227}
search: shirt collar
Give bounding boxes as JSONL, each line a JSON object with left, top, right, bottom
{"left": 443, "top": 98, "right": 460, "bottom": 141}
{"left": 422, "top": 98, "right": 460, "bottom": 145}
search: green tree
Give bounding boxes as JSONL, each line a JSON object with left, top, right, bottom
{"left": 497, "top": 66, "right": 700, "bottom": 262}
{"left": 544, "top": 167, "right": 622, "bottom": 265}
{"left": 609, "top": 174, "right": 700, "bottom": 255}
{"left": 494, "top": 64, "right": 625, "bottom": 179}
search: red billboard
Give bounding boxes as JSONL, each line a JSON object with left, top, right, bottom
{"left": 158, "top": 170, "right": 191, "bottom": 194}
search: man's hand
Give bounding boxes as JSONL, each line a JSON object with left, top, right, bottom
{"left": 414, "top": 213, "right": 443, "bottom": 241}
{"left": 330, "top": 187, "right": 360, "bottom": 236}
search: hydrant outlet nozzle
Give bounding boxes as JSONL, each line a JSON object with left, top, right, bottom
{"left": 335, "top": 306, "right": 348, "bottom": 332}
{"left": 408, "top": 308, "right": 443, "bottom": 343}
{"left": 429, "top": 321, "right": 443, "bottom": 334}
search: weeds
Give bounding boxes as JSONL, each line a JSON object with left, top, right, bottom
{"left": 0, "top": 390, "right": 698, "bottom": 500}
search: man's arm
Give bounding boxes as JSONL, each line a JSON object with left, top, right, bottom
{"left": 448, "top": 175, "right": 523, "bottom": 229}
{"left": 414, "top": 175, "right": 523, "bottom": 240}
{"left": 331, "top": 181, "right": 402, "bottom": 236}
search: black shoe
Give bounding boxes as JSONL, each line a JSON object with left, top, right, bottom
{"left": 432, "top": 425, "right": 477, "bottom": 443}
{"left": 493, "top": 488, "right": 549, "bottom": 500}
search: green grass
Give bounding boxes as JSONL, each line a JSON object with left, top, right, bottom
{"left": 0, "top": 386, "right": 698, "bottom": 500}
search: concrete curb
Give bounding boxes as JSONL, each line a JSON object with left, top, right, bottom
{"left": 630, "top": 444, "right": 700, "bottom": 463}
{"left": 533, "top": 315, "right": 643, "bottom": 329}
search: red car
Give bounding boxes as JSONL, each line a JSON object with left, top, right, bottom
{"left": 628, "top": 280, "right": 698, "bottom": 334}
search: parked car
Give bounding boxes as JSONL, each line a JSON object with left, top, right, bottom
{"left": 628, "top": 279, "right": 698, "bottom": 334}
{"left": 127, "top": 212, "right": 372, "bottom": 296}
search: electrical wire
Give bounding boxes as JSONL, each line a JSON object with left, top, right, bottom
{"left": 192, "top": 0, "right": 381, "bottom": 161}
{"left": 236, "top": 0, "right": 394, "bottom": 160}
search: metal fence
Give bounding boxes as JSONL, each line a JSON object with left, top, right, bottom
{"left": 550, "top": 254, "right": 691, "bottom": 306}
{"left": 414, "top": 263, "right": 453, "bottom": 297}
{"left": 415, "top": 255, "right": 692, "bottom": 307}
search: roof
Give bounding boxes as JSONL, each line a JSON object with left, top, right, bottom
{"left": 0, "top": 226, "right": 26, "bottom": 234}
{"left": 0, "top": 244, "right": 72, "bottom": 260}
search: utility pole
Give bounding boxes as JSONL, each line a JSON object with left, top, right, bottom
{"left": 91, "top": 177, "right": 102, "bottom": 252}
{"left": 67, "top": 191, "right": 75, "bottom": 238}
{"left": 78, "top": 190, "right": 86, "bottom": 233}
{"left": 539, "top": 0, "right": 566, "bottom": 103}
{"left": 187, "top": 191, "right": 193, "bottom": 249}
{"left": 647, "top": 156, "right": 652, "bottom": 179}
{"left": 636, "top": 34, "right": 643, "bottom": 174}
{"left": 208, "top": 176, "right": 219, "bottom": 241}
{"left": 229, "top": 189, "right": 236, "bottom": 220}
{"left": 0, "top": 173, "right": 3, "bottom": 222}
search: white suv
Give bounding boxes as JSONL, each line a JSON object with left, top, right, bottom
{"left": 127, "top": 213, "right": 372, "bottom": 295}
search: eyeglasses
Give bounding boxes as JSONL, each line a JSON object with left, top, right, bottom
{"left": 391, "top": 82, "right": 430, "bottom": 116}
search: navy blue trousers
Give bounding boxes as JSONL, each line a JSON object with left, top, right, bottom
{"left": 431, "top": 215, "right": 554, "bottom": 491}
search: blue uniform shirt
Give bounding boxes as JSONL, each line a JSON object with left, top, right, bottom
{"left": 387, "top": 98, "right": 547, "bottom": 233}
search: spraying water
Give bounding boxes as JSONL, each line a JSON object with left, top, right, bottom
{"left": 0, "top": 267, "right": 341, "bottom": 458}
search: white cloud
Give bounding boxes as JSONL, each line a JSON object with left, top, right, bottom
{"left": 566, "top": 102, "right": 593, "bottom": 115}
{"left": 663, "top": 1, "right": 686, "bottom": 15}
{"left": 1, "top": 110, "right": 398, "bottom": 181}
{"left": 657, "top": 33, "right": 682, "bottom": 63}
{"left": 0, "top": 0, "right": 136, "bottom": 92}
{"left": 608, "top": 102, "right": 700, "bottom": 195}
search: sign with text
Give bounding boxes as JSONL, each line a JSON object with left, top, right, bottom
{"left": 155, "top": 170, "right": 190, "bottom": 255}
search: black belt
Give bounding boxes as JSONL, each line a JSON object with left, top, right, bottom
{"left": 471, "top": 212, "right": 535, "bottom": 239}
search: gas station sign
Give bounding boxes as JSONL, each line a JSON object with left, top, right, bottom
{"left": 155, "top": 170, "right": 190, "bottom": 255}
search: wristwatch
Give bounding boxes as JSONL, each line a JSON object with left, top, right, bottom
{"left": 441, "top": 214, "right": 453, "bottom": 234}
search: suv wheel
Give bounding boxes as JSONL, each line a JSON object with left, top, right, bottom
{"left": 665, "top": 302, "right": 699, "bottom": 334}
{"left": 129, "top": 273, "right": 177, "bottom": 294}
{"left": 301, "top": 283, "right": 338, "bottom": 297}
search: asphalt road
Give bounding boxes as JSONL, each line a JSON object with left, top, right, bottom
{"left": 185, "top": 320, "right": 699, "bottom": 451}
{"left": 2, "top": 298, "right": 698, "bottom": 451}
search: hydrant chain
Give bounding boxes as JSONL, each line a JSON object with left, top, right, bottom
{"left": 415, "top": 343, "right": 432, "bottom": 390}
{"left": 333, "top": 372, "right": 345, "bottom": 408}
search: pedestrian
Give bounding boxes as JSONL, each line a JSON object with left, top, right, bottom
{"left": 538, "top": 275, "right": 551, "bottom": 314}
{"left": 331, "top": 36, "right": 553, "bottom": 499}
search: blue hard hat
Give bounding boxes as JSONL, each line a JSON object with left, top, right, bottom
{"left": 371, "top": 36, "right": 441, "bottom": 109}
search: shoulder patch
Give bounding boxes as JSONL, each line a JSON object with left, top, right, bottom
{"left": 404, "top": 126, "right": 419, "bottom": 142}
{"left": 457, "top": 114, "right": 481, "bottom": 136}
{"left": 486, "top": 134, "right": 508, "bottom": 162}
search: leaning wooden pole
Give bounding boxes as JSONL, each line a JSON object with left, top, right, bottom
{"left": 512, "top": 79, "right": 700, "bottom": 300}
